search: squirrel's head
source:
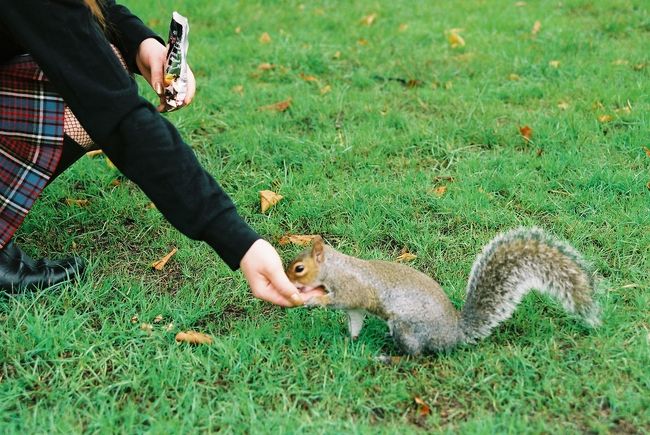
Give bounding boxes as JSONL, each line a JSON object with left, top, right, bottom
{"left": 286, "top": 235, "right": 327, "bottom": 293}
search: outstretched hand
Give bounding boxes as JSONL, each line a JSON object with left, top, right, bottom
{"left": 240, "top": 239, "right": 322, "bottom": 307}
{"left": 135, "top": 37, "right": 196, "bottom": 112}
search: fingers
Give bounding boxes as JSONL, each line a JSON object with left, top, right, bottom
{"left": 267, "top": 267, "right": 303, "bottom": 306}
{"left": 183, "top": 66, "right": 196, "bottom": 106}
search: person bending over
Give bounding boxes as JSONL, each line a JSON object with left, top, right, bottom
{"left": 0, "top": 0, "right": 314, "bottom": 307}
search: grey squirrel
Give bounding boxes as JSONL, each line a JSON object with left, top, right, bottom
{"left": 286, "top": 228, "right": 601, "bottom": 355}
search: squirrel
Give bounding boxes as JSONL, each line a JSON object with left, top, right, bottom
{"left": 286, "top": 227, "right": 601, "bottom": 355}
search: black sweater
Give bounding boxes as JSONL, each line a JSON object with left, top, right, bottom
{"left": 0, "top": 0, "right": 260, "bottom": 269}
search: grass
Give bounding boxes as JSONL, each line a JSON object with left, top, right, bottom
{"left": 1, "top": 0, "right": 649, "bottom": 432}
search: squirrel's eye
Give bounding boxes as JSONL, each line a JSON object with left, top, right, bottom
{"left": 294, "top": 264, "right": 305, "bottom": 274}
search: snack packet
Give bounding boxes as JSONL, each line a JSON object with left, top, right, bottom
{"left": 163, "top": 12, "right": 189, "bottom": 111}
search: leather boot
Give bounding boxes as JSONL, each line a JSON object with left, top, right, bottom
{"left": 0, "top": 240, "right": 85, "bottom": 293}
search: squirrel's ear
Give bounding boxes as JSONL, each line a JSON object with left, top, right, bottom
{"left": 312, "top": 235, "right": 325, "bottom": 264}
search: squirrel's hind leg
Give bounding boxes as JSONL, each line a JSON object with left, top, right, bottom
{"left": 346, "top": 310, "right": 366, "bottom": 339}
{"left": 388, "top": 319, "right": 426, "bottom": 355}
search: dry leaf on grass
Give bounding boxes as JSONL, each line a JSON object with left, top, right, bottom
{"left": 360, "top": 13, "right": 377, "bottom": 26}
{"left": 154, "top": 315, "right": 163, "bottom": 323}
{"left": 130, "top": 315, "right": 139, "bottom": 324}
{"left": 260, "top": 190, "right": 283, "bottom": 213}
{"left": 414, "top": 396, "right": 431, "bottom": 417}
{"left": 259, "top": 32, "right": 271, "bottom": 44}
{"left": 320, "top": 85, "right": 332, "bottom": 95}
{"left": 644, "top": 147, "right": 650, "bottom": 158}
{"left": 259, "top": 98, "right": 292, "bottom": 112}
{"left": 549, "top": 60, "right": 560, "bottom": 68}
{"left": 86, "top": 150, "right": 103, "bottom": 158}
{"left": 257, "top": 62, "right": 275, "bottom": 71}
{"left": 432, "top": 185, "right": 448, "bottom": 198}
{"left": 140, "top": 323, "right": 153, "bottom": 333}
{"left": 175, "top": 331, "right": 213, "bottom": 345}
{"left": 598, "top": 114, "right": 613, "bottom": 123}
{"left": 278, "top": 234, "right": 320, "bottom": 246}
{"left": 357, "top": 38, "right": 369, "bottom": 46}
{"left": 152, "top": 247, "right": 178, "bottom": 271}
{"left": 531, "top": 20, "right": 541, "bottom": 36}
{"left": 519, "top": 125, "right": 533, "bottom": 142}
{"left": 557, "top": 101, "right": 570, "bottom": 110}
{"left": 447, "top": 29, "right": 465, "bottom": 48}
{"left": 65, "top": 198, "right": 89, "bottom": 207}
{"left": 508, "top": 73, "right": 521, "bottom": 81}
{"left": 396, "top": 251, "right": 417, "bottom": 262}
{"left": 299, "top": 73, "right": 318, "bottom": 82}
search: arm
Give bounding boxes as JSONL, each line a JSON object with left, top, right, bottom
{"left": 1, "top": 0, "right": 303, "bottom": 306}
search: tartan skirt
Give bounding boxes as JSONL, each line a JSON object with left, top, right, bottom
{"left": 0, "top": 54, "right": 64, "bottom": 249}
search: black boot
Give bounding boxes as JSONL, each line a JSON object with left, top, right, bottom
{"left": 0, "top": 241, "right": 85, "bottom": 293}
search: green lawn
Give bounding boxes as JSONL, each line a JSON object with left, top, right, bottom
{"left": 1, "top": 0, "right": 649, "bottom": 432}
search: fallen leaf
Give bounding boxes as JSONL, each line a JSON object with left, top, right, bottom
{"left": 110, "top": 179, "right": 121, "bottom": 187}
{"left": 557, "top": 101, "right": 570, "bottom": 110}
{"left": 549, "top": 60, "right": 560, "bottom": 68}
{"left": 598, "top": 114, "right": 613, "bottom": 123}
{"left": 65, "top": 198, "right": 89, "bottom": 207}
{"left": 147, "top": 202, "right": 157, "bottom": 209}
{"left": 278, "top": 234, "right": 320, "bottom": 246}
{"left": 414, "top": 396, "right": 431, "bottom": 417}
{"left": 232, "top": 85, "right": 244, "bottom": 95}
{"left": 357, "top": 38, "right": 369, "bottom": 46}
{"left": 333, "top": 51, "right": 341, "bottom": 59}
{"left": 260, "top": 190, "right": 283, "bottom": 213}
{"left": 396, "top": 251, "right": 417, "bottom": 262}
{"left": 299, "top": 73, "right": 318, "bottom": 82}
{"left": 433, "top": 185, "right": 448, "bottom": 198}
{"left": 399, "top": 23, "right": 409, "bottom": 32}
{"left": 531, "top": 20, "right": 541, "bottom": 36}
{"left": 175, "top": 331, "right": 213, "bottom": 345}
{"left": 152, "top": 247, "right": 178, "bottom": 271}
{"left": 519, "top": 125, "right": 533, "bottom": 142}
{"left": 165, "top": 322, "right": 175, "bottom": 332}
{"left": 130, "top": 315, "right": 139, "bottom": 324}
{"left": 259, "top": 98, "right": 292, "bottom": 112}
{"left": 257, "top": 62, "right": 275, "bottom": 71}
{"left": 140, "top": 323, "right": 153, "bottom": 333}
{"left": 360, "top": 13, "right": 377, "bottom": 26}
{"left": 86, "top": 150, "right": 103, "bottom": 158}
{"left": 259, "top": 32, "right": 271, "bottom": 44}
{"left": 154, "top": 315, "right": 163, "bottom": 323}
{"left": 508, "top": 73, "right": 521, "bottom": 81}
{"left": 447, "top": 29, "right": 465, "bottom": 48}
{"left": 320, "top": 85, "right": 332, "bottom": 95}
{"left": 643, "top": 147, "right": 650, "bottom": 158}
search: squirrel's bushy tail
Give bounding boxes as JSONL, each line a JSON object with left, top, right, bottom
{"left": 459, "top": 227, "right": 600, "bottom": 343}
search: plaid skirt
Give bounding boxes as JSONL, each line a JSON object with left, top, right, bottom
{"left": 0, "top": 54, "right": 64, "bottom": 249}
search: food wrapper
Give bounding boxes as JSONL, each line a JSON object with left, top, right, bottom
{"left": 164, "top": 12, "right": 189, "bottom": 110}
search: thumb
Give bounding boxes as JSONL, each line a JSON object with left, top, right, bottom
{"left": 150, "top": 57, "right": 164, "bottom": 96}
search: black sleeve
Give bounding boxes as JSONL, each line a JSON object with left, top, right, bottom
{"left": 102, "top": 0, "right": 165, "bottom": 74}
{"left": 1, "top": 0, "right": 260, "bottom": 270}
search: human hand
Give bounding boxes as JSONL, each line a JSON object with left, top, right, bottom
{"left": 240, "top": 239, "right": 322, "bottom": 307}
{"left": 135, "top": 37, "right": 196, "bottom": 112}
